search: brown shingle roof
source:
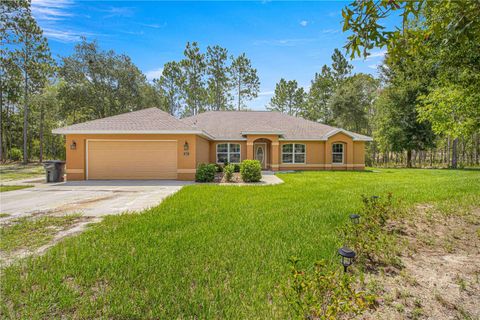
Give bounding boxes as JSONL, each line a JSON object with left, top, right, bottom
{"left": 53, "top": 108, "right": 372, "bottom": 141}
{"left": 52, "top": 108, "right": 203, "bottom": 134}
{"left": 182, "top": 111, "right": 372, "bottom": 141}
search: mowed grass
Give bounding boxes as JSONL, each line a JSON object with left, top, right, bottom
{"left": 0, "top": 163, "right": 44, "bottom": 181}
{"left": 0, "top": 215, "right": 82, "bottom": 252}
{"left": 0, "top": 185, "right": 33, "bottom": 192}
{"left": 1, "top": 169, "right": 479, "bottom": 318}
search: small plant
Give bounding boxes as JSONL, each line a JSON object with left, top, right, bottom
{"left": 224, "top": 164, "right": 235, "bottom": 182}
{"left": 240, "top": 160, "right": 262, "bottom": 182}
{"left": 195, "top": 163, "right": 216, "bottom": 182}
{"left": 284, "top": 257, "right": 376, "bottom": 319}
{"left": 233, "top": 164, "right": 240, "bottom": 173}
{"left": 8, "top": 148, "right": 22, "bottom": 161}
{"left": 339, "top": 193, "right": 404, "bottom": 271}
{"left": 214, "top": 163, "right": 223, "bottom": 173}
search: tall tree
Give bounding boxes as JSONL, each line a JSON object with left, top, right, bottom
{"left": 12, "top": 1, "right": 53, "bottom": 163}
{"left": 329, "top": 73, "right": 378, "bottom": 134}
{"left": 59, "top": 38, "right": 153, "bottom": 122}
{"left": 206, "top": 45, "right": 231, "bottom": 111}
{"left": 230, "top": 53, "right": 260, "bottom": 110}
{"left": 330, "top": 48, "right": 353, "bottom": 83}
{"left": 267, "top": 79, "right": 306, "bottom": 116}
{"left": 304, "top": 65, "right": 335, "bottom": 123}
{"left": 154, "top": 61, "right": 184, "bottom": 116}
{"left": 180, "top": 42, "right": 207, "bottom": 116}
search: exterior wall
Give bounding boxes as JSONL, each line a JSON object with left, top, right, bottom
{"left": 209, "top": 141, "right": 247, "bottom": 163}
{"left": 65, "top": 134, "right": 198, "bottom": 181}
{"left": 195, "top": 136, "right": 210, "bottom": 165}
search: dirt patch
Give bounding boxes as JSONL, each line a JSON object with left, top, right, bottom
{"left": 0, "top": 216, "right": 101, "bottom": 267}
{"left": 361, "top": 206, "right": 480, "bottom": 319}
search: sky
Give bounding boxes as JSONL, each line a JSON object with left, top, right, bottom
{"left": 31, "top": 0, "right": 390, "bottom": 110}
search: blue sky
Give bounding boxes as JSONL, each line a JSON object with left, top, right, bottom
{"left": 32, "top": 0, "right": 388, "bottom": 110}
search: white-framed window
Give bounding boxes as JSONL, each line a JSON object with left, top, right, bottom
{"left": 216, "top": 143, "right": 241, "bottom": 163}
{"left": 282, "top": 143, "right": 306, "bottom": 164}
{"left": 332, "top": 143, "right": 344, "bottom": 164}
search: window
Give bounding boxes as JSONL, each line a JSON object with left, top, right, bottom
{"left": 216, "top": 143, "right": 241, "bottom": 163}
{"left": 332, "top": 143, "right": 344, "bottom": 164}
{"left": 282, "top": 143, "right": 306, "bottom": 164}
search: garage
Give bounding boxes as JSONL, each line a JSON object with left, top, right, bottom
{"left": 86, "top": 140, "right": 177, "bottom": 180}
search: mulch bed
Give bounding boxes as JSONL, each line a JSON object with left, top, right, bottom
{"left": 214, "top": 172, "right": 243, "bottom": 183}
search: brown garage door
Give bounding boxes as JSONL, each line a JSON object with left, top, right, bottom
{"left": 87, "top": 140, "right": 177, "bottom": 180}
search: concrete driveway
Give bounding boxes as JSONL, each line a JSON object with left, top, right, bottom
{"left": 0, "top": 180, "right": 193, "bottom": 218}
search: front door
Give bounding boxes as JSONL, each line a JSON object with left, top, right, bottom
{"left": 254, "top": 144, "right": 266, "bottom": 169}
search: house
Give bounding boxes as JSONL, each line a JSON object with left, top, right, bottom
{"left": 52, "top": 108, "right": 372, "bottom": 180}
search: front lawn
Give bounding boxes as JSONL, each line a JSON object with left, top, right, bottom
{"left": 0, "top": 185, "right": 33, "bottom": 192}
{"left": 0, "top": 163, "right": 44, "bottom": 181}
{"left": 1, "top": 169, "right": 479, "bottom": 318}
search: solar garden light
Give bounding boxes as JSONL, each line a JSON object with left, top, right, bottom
{"left": 371, "top": 195, "right": 379, "bottom": 201}
{"left": 349, "top": 214, "right": 360, "bottom": 225}
{"left": 338, "top": 247, "right": 356, "bottom": 273}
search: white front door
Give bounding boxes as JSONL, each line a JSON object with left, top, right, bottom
{"left": 254, "top": 144, "right": 266, "bottom": 169}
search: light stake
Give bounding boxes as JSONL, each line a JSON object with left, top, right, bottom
{"left": 338, "top": 246, "right": 356, "bottom": 273}
{"left": 349, "top": 214, "right": 360, "bottom": 224}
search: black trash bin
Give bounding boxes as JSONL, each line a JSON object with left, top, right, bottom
{"left": 43, "top": 160, "right": 66, "bottom": 182}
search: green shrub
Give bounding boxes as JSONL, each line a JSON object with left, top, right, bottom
{"left": 240, "top": 160, "right": 262, "bottom": 182}
{"left": 195, "top": 163, "right": 216, "bottom": 182}
{"left": 234, "top": 164, "right": 241, "bottom": 172}
{"left": 339, "top": 193, "right": 405, "bottom": 271}
{"left": 214, "top": 163, "right": 223, "bottom": 173}
{"left": 224, "top": 164, "right": 235, "bottom": 182}
{"left": 284, "top": 257, "right": 376, "bottom": 319}
{"left": 8, "top": 148, "right": 22, "bottom": 161}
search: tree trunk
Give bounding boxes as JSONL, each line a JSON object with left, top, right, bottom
{"left": 23, "top": 70, "right": 28, "bottom": 164}
{"left": 451, "top": 137, "right": 458, "bottom": 169}
{"left": 406, "top": 149, "right": 412, "bottom": 168}
{"left": 237, "top": 77, "right": 241, "bottom": 111}
{"left": 39, "top": 104, "right": 44, "bottom": 162}
{"left": 0, "top": 78, "right": 3, "bottom": 163}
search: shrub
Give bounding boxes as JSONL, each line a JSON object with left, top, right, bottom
{"left": 214, "top": 163, "right": 223, "bottom": 173}
{"left": 284, "top": 257, "right": 376, "bottom": 319}
{"left": 195, "top": 163, "right": 216, "bottom": 182}
{"left": 339, "top": 193, "right": 405, "bottom": 271}
{"left": 233, "top": 164, "right": 241, "bottom": 173}
{"left": 240, "top": 160, "right": 262, "bottom": 182}
{"left": 224, "top": 164, "right": 235, "bottom": 182}
{"left": 8, "top": 148, "right": 22, "bottom": 161}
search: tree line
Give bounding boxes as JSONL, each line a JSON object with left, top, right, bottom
{"left": 1, "top": 0, "right": 479, "bottom": 168}
{"left": 1, "top": 0, "right": 260, "bottom": 163}
{"left": 266, "top": 0, "right": 480, "bottom": 168}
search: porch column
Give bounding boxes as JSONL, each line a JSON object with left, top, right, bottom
{"left": 271, "top": 140, "right": 280, "bottom": 171}
{"left": 246, "top": 139, "right": 254, "bottom": 160}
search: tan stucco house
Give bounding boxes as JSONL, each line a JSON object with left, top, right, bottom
{"left": 53, "top": 108, "right": 372, "bottom": 181}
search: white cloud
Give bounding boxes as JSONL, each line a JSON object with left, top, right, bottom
{"left": 321, "top": 28, "right": 340, "bottom": 34}
{"left": 145, "top": 67, "right": 164, "bottom": 81}
{"left": 368, "top": 63, "right": 380, "bottom": 70}
{"left": 354, "top": 50, "right": 387, "bottom": 61}
{"left": 300, "top": 20, "right": 308, "bottom": 27}
{"left": 31, "top": 0, "right": 73, "bottom": 21}
{"left": 254, "top": 38, "right": 316, "bottom": 47}
{"left": 141, "top": 22, "right": 167, "bottom": 29}
{"left": 258, "top": 90, "right": 275, "bottom": 96}
{"left": 42, "top": 28, "right": 94, "bottom": 43}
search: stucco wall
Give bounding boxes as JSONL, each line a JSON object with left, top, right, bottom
{"left": 65, "top": 134, "right": 198, "bottom": 181}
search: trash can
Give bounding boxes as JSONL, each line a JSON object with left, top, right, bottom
{"left": 43, "top": 160, "right": 66, "bottom": 182}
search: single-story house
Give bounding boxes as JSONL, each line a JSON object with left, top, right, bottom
{"left": 53, "top": 108, "right": 372, "bottom": 180}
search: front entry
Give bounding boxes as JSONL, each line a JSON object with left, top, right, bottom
{"left": 254, "top": 143, "right": 267, "bottom": 169}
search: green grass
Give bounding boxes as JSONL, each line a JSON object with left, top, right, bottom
{"left": 0, "top": 215, "right": 82, "bottom": 252}
{"left": 0, "top": 163, "right": 44, "bottom": 181}
{"left": 1, "top": 169, "right": 479, "bottom": 318}
{"left": 0, "top": 185, "right": 33, "bottom": 192}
